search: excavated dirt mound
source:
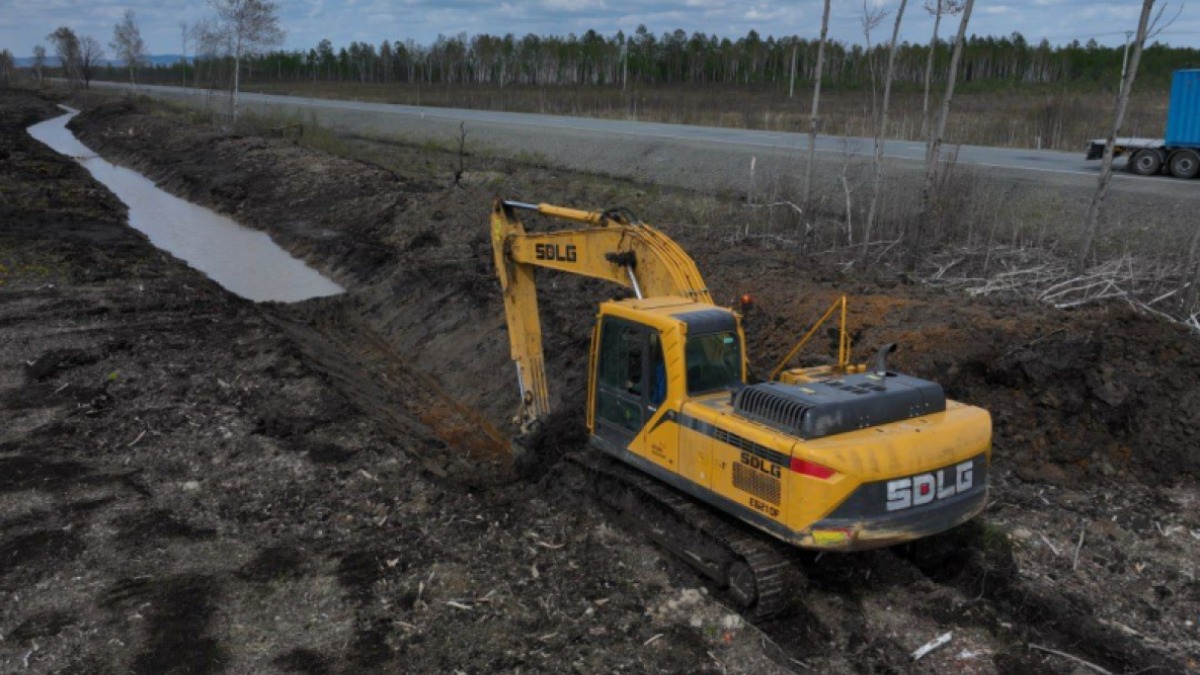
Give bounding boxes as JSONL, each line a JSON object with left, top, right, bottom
{"left": 54, "top": 95, "right": 1200, "bottom": 672}
{"left": 734, "top": 270, "right": 1200, "bottom": 485}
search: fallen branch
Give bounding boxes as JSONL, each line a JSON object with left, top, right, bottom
{"left": 743, "top": 200, "right": 803, "bottom": 216}
{"left": 1038, "top": 533, "right": 1060, "bottom": 557}
{"left": 1028, "top": 644, "right": 1113, "bottom": 675}
{"left": 911, "top": 632, "right": 952, "bottom": 661}
{"left": 917, "top": 246, "right": 1200, "bottom": 330}
{"left": 1073, "top": 524, "right": 1086, "bottom": 570}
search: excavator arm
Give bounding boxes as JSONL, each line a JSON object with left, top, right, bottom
{"left": 490, "top": 199, "right": 712, "bottom": 430}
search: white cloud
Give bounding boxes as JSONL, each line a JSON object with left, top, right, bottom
{"left": 541, "top": 0, "right": 607, "bottom": 11}
{"left": 1, "top": 0, "right": 1194, "bottom": 57}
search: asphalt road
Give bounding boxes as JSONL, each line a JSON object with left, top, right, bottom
{"left": 85, "top": 80, "right": 1199, "bottom": 205}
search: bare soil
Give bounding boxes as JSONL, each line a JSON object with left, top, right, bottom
{"left": 1, "top": 90, "right": 786, "bottom": 675}
{"left": 3, "top": 89, "right": 1198, "bottom": 673}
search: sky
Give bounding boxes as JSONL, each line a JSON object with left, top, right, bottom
{"left": 3, "top": 0, "right": 1198, "bottom": 58}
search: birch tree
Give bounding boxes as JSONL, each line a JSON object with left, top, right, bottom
{"left": 914, "top": 0, "right": 974, "bottom": 267}
{"left": 0, "top": 50, "right": 13, "bottom": 88}
{"left": 33, "top": 45, "right": 46, "bottom": 85}
{"left": 864, "top": 0, "right": 909, "bottom": 257}
{"left": 1077, "top": 0, "right": 1158, "bottom": 271}
{"left": 192, "top": 19, "right": 223, "bottom": 87}
{"left": 111, "top": 10, "right": 146, "bottom": 89}
{"left": 47, "top": 27, "right": 82, "bottom": 89}
{"left": 803, "top": 0, "right": 832, "bottom": 209}
{"left": 78, "top": 36, "right": 105, "bottom": 90}
{"left": 209, "top": 0, "right": 285, "bottom": 123}
{"left": 180, "top": 21, "right": 190, "bottom": 88}
{"left": 921, "top": 0, "right": 965, "bottom": 140}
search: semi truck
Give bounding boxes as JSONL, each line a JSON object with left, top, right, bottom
{"left": 1086, "top": 69, "right": 1200, "bottom": 179}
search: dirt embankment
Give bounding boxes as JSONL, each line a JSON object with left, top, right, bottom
{"left": 2, "top": 90, "right": 790, "bottom": 675}
{"left": 60, "top": 96, "right": 1200, "bottom": 673}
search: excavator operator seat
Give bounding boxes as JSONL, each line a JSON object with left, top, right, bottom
{"left": 685, "top": 331, "right": 743, "bottom": 395}
{"left": 674, "top": 307, "right": 743, "bottom": 396}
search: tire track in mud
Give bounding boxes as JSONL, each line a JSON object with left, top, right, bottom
{"left": 761, "top": 525, "right": 1187, "bottom": 674}
{"left": 547, "top": 453, "right": 1188, "bottom": 674}
{"left": 893, "top": 525, "right": 1187, "bottom": 674}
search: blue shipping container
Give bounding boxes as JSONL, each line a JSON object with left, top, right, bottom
{"left": 1166, "top": 69, "right": 1200, "bottom": 147}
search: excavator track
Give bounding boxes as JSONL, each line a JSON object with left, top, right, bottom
{"left": 562, "top": 450, "right": 805, "bottom": 620}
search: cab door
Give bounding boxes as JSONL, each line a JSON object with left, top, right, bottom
{"left": 637, "top": 331, "right": 679, "bottom": 472}
{"left": 593, "top": 317, "right": 650, "bottom": 450}
{"left": 593, "top": 317, "right": 679, "bottom": 471}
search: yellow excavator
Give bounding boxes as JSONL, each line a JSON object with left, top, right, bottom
{"left": 491, "top": 199, "right": 992, "bottom": 617}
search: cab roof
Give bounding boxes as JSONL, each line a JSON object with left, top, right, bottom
{"left": 602, "top": 296, "right": 738, "bottom": 335}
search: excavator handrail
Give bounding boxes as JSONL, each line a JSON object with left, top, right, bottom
{"left": 767, "top": 295, "right": 852, "bottom": 382}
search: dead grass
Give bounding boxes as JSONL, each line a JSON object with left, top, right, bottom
{"left": 227, "top": 81, "right": 1170, "bottom": 152}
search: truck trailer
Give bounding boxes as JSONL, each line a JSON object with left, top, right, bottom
{"left": 1086, "top": 69, "right": 1200, "bottom": 179}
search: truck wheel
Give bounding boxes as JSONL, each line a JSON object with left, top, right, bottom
{"left": 1169, "top": 150, "right": 1200, "bottom": 179}
{"left": 1130, "top": 149, "right": 1162, "bottom": 176}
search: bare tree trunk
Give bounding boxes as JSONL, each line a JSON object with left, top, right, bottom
{"left": 180, "top": 22, "right": 188, "bottom": 90}
{"left": 788, "top": 43, "right": 798, "bottom": 98}
{"left": 921, "top": 1, "right": 945, "bottom": 140}
{"left": 1186, "top": 226, "right": 1200, "bottom": 311}
{"left": 232, "top": 34, "right": 242, "bottom": 124}
{"left": 803, "top": 0, "right": 832, "bottom": 208}
{"left": 1077, "top": 0, "right": 1155, "bottom": 272}
{"left": 914, "top": 0, "right": 974, "bottom": 269}
{"left": 864, "top": 0, "right": 909, "bottom": 258}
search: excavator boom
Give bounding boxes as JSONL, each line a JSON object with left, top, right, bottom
{"left": 490, "top": 199, "right": 711, "bottom": 428}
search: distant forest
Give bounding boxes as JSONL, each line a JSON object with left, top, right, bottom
{"left": 143, "top": 28, "right": 1200, "bottom": 91}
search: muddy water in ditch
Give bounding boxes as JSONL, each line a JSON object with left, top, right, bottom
{"left": 27, "top": 108, "right": 344, "bottom": 303}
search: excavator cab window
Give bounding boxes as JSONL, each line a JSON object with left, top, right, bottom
{"left": 686, "top": 331, "right": 743, "bottom": 395}
{"left": 596, "top": 319, "right": 646, "bottom": 432}
{"left": 595, "top": 317, "right": 668, "bottom": 437}
{"left": 649, "top": 333, "right": 666, "bottom": 409}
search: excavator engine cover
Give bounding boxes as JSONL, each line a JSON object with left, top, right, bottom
{"left": 732, "top": 374, "right": 946, "bottom": 440}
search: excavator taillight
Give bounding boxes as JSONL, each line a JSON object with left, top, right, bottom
{"left": 791, "top": 458, "right": 837, "bottom": 479}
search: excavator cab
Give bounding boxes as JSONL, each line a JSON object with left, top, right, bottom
{"left": 588, "top": 299, "right": 746, "bottom": 457}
